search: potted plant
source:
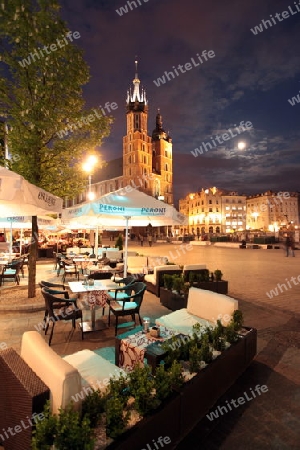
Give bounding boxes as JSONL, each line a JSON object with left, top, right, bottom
{"left": 32, "top": 401, "right": 95, "bottom": 450}
{"left": 115, "top": 234, "right": 123, "bottom": 251}
{"left": 214, "top": 269, "right": 223, "bottom": 281}
{"left": 160, "top": 274, "right": 188, "bottom": 311}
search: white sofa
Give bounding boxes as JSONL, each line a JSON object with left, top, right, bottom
{"left": 20, "top": 331, "right": 125, "bottom": 414}
{"left": 127, "top": 255, "right": 148, "bottom": 275}
{"left": 144, "top": 264, "right": 182, "bottom": 297}
{"left": 156, "top": 287, "right": 238, "bottom": 335}
{"left": 182, "top": 264, "right": 207, "bottom": 282}
{"left": 127, "top": 255, "right": 169, "bottom": 276}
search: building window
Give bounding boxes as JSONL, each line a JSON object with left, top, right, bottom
{"left": 134, "top": 114, "right": 139, "bottom": 129}
{"left": 128, "top": 155, "right": 131, "bottom": 164}
{"left": 209, "top": 208, "right": 212, "bottom": 212}
{"left": 165, "top": 150, "right": 168, "bottom": 157}
{"left": 165, "top": 163, "right": 168, "bottom": 171}
{"left": 209, "top": 200, "right": 212, "bottom": 204}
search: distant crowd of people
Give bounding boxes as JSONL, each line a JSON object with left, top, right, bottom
{"left": 138, "top": 234, "right": 154, "bottom": 247}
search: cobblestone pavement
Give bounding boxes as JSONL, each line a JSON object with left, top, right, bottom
{"left": 1, "top": 242, "right": 300, "bottom": 449}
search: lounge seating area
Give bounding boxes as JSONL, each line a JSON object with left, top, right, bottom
{"left": 144, "top": 264, "right": 182, "bottom": 296}
{"left": 126, "top": 255, "right": 168, "bottom": 277}
{"left": 156, "top": 286, "right": 238, "bottom": 334}
{"left": 0, "top": 283, "right": 256, "bottom": 449}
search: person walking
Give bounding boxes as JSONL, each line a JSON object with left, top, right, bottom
{"left": 139, "top": 234, "right": 144, "bottom": 246}
{"left": 148, "top": 234, "right": 153, "bottom": 247}
{"left": 285, "top": 236, "right": 295, "bottom": 257}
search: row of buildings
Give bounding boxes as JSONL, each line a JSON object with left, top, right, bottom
{"left": 179, "top": 188, "right": 299, "bottom": 236}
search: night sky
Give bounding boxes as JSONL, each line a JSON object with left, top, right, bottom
{"left": 60, "top": 0, "right": 300, "bottom": 205}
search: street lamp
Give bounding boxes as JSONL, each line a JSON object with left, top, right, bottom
{"left": 82, "top": 155, "right": 98, "bottom": 201}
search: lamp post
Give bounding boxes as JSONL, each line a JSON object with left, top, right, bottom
{"left": 82, "top": 155, "right": 98, "bottom": 201}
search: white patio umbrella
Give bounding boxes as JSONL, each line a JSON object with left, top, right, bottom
{"left": 0, "top": 215, "right": 58, "bottom": 254}
{"left": 0, "top": 167, "right": 62, "bottom": 253}
{"left": 0, "top": 167, "right": 63, "bottom": 296}
{"left": 0, "top": 167, "right": 62, "bottom": 216}
{"left": 62, "top": 187, "right": 187, "bottom": 276}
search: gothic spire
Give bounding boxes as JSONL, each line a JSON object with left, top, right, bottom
{"left": 126, "top": 59, "right": 147, "bottom": 105}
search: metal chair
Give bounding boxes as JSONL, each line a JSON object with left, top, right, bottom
{"left": 41, "top": 287, "right": 83, "bottom": 346}
{"left": 0, "top": 261, "right": 22, "bottom": 286}
{"left": 39, "top": 280, "right": 78, "bottom": 332}
{"left": 108, "top": 282, "right": 147, "bottom": 335}
{"left": 61, "top": 260, "right": 80, "bottom": 283}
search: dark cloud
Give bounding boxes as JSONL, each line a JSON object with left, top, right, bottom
{"left": 60, "top": 0, "right": 300, "bottom": 204}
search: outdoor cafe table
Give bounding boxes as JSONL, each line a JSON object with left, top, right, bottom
{"left": 68, "top": 280, "right": 119, "bottom": 332}
{"left": 116, "top": 326, "right": 178, "bottom": 371}
{"left": 72, "top": 257, "right": 98, "bottom": 273}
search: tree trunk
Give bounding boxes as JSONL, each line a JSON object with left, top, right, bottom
{"left": 28, "top": 216, "right": 38, "bottom": 298}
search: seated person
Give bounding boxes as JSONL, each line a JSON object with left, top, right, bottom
{"left": 98, "top": 256, "right": 110, "bottom": 266}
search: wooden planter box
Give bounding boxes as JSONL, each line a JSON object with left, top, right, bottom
{"left": 160, "top": 287, "right": 188, "bottom": 311}
{"left": 106, "top": 327, "right": 257, "bottom": 449}
{"left": 106, "top": 392, "right": 181, "bottom": 450}
{"left": 179, "top": 327, "right": 257, "bottom": 436}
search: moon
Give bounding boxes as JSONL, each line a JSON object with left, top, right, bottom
{"left": 237, "top": 141, "right": 246, "bottom": 150}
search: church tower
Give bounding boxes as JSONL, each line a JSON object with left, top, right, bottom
{"left": 122, "top": 60, "right": 173, "bottom": 205}
{"left": 152, "top": 110, "right": 173, "bottom": 205}
{"left": 122, "top": 60, "right": 153, "bottom": 195}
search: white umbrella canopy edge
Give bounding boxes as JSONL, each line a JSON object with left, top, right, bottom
{"left": 62, "top": 188, "right": 188, "bottom": 276}
{"left": 0, "top": 168, "right": 63, "bottom": 295}
{"left": 0, "top": 167, "right": 63, "bottom": 216}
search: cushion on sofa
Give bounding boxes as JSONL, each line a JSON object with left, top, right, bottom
{"left": 147, "top": 256, "right": 168, "bottom": 269}
{"left": 153, "top": 264, "right": 181, "bottom": 276}
{"left": 187, "top": 287, "right": 238, "bottom": 326}
{"left": 156, "top": 309, "right": 214, "bottom": 335}
{"left": 127, "top": 256, "right": 148, "bottom": 274}
{"left": 144, "top": 274, "right": 155, "bottom": 284}
{"left": 63, "top": 349, "right": 125, "bottom": 394}
{"left": 183, "top": 264, "right": 207, "bottom": 271}
{"left": 21, "top": 331, "right": 82, "bottom": 414}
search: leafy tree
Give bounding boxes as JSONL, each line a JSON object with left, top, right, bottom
{"left": 0, "top": 0, "right": 112, "bottom": 297}
{"left": 0, "top": 0, "right": 111, "bottom": 197}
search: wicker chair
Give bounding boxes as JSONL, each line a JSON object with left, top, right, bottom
{"left": 0, "top": 261, "right": 22, "bottom": 286}
{"left": 41, "top": 288, "right": 83, "bottom": 346}
{"left": 108, "top": 282, "right": 146, "bottom": 335}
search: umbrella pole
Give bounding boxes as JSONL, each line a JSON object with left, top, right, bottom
{"left": 9, "top": 222, "right": 13, "bottom": 261}
{"left": 95, "top": 225, "right": 99, "bottom": 256}
{"left": 123, "top": 216, "right": 130, "bottom": 277}
{"left": 20, "top": 228, "right": 23, "bottom": 255}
